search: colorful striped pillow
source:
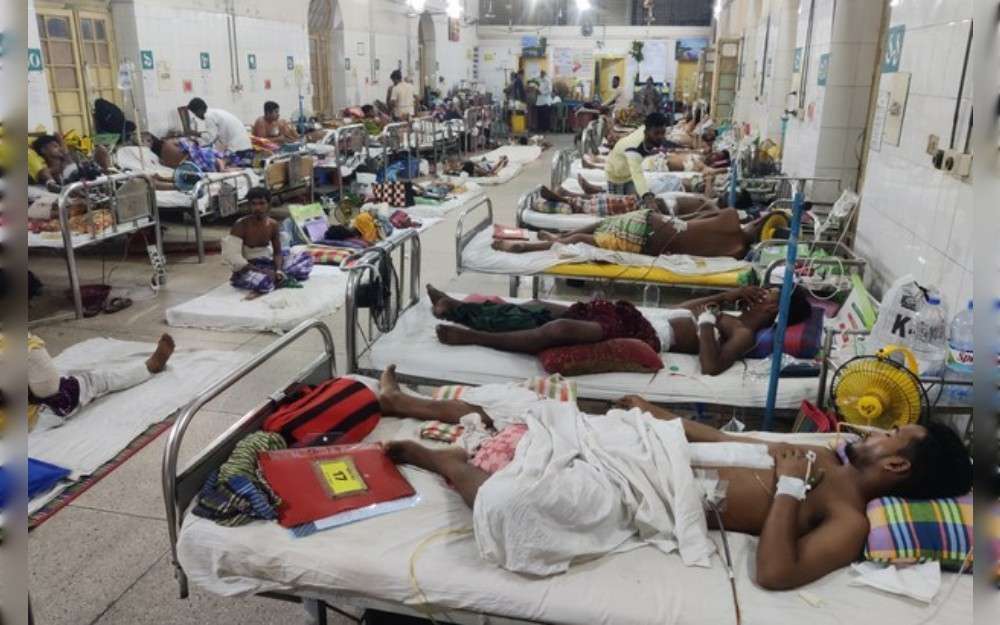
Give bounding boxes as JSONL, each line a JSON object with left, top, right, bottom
{"left": 864, "top": 494, "right": 973, "bottom": 571}
{"left": 431, "top": 375, "right": 578, "bottom": 403}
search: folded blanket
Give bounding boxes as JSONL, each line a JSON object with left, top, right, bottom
{"left": 192, "top": 431, "right": 286, "bottom": 527}
{"left": 473, "top": 402, "right": 715, "bottom": 576}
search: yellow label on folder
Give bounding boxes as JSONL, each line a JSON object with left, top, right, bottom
{"left": 316, "top": 458, "right": 367, "bottom": 497}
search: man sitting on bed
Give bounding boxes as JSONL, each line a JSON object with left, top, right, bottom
{"left": 223, "top": 187, "right": 313, "bottom": 296}
{"left": 427, "top": 283, "right": 813, "bottom": 376}
{"left": 444, "top": 154, "right": 510, "bottom": 177}
{"left": 380, "top": 359, "right": 972, "bottom": 589}
{"left": 491, "top": 207, "right": 775, "bottom": 260}
{"left": 252, "top": 101, "right": 300, "bottom": 145}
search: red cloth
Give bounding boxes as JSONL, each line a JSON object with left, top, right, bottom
{"left": 539, "top": 339, "right": 664, "bottom": 376}
{"left": 562, "top": 300, "right": 661, "bottom": 352}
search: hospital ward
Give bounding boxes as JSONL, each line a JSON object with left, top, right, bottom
{"left": 5, "top": 0, "right": 998, "bottom": 623}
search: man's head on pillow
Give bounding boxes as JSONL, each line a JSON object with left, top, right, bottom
{"left": 846, "top": 421, "right": 972, "bottom": 500}
{"left": 739, "top": 285, "right": 812, "bottom": 332}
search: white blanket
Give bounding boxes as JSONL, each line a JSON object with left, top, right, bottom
{"left": 165, "top": 265, "right": 349, "bottom": 333}
{"left": 28, "top": 338, "right": 247, "bottom": 478}
{"left": 462, "top": 228, "right": 750, "bottom": 276}
{"left": 474, "top": 402, "right": 714, "bottom": 576}
{"left": 403, "top": 184, "right": 485, "bottom": 220}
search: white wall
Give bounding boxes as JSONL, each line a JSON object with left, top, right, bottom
{"left": 476, "top": 24, "right": 714, "bottom": 100}
{"left": 28, "top": 0, "right": 55, "bottom": 132}
{"left": 853, "top": 0, "right": 973, "bottom": 312}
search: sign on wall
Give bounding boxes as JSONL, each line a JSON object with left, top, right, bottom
{"left": 882, "top": 25, "right": 905, "bottom": 73}
{"left": 792, "top": 48, "right": 802, "bottom": 73}
{"left": 637, "top": 40, "right": 668, "bottom": 83}
{"left": 28, "top": 47, "right": 44, "bottom": 72}
{"left": 552, "top": 47, "right": 595, "bottom": 81}
{"left": 448, "top": 18, "right": 460, "bottom": 42}
{"left": 248, "top": 53, "right": 257, "bottom": 70}
{"left": 817, "top": 53, "right": 830, "bottom": 86}
{"left": 140, "top": 50, "right": 154, "bottom": 71}
{"left": 286, "top": 56, "right": 295, "bottom": 71}
{"left": 200, "top": 52, "right": 211, "bottom": 70}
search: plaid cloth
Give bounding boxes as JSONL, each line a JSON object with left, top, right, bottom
{"left": 864, "top": 493, "right": 973, "bottom": 570}
{"left": 178, "top": 138, "right": 223, "bottom": 172}
{"left": 301, "top": 245, "right": 354, "bottom": 266}
{"left": 419, "top": 421, "right": 465, "bottom": 443}
{"left": 431, "top": 375, "right": 578, "bottom": 403}
{"left": 191, "top": 432, "right": 286, "bottom": 527}
{"left": 606, "top": 180, "right": 636, "bottom": 196}
{"left": 594, "top": 209, "right": 653, "bottom": 253}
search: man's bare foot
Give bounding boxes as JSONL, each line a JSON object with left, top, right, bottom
{"left": 426, "top": 285, "right": 458, "bottom": 318}
{"left": 436, "top": 324, "right": 475, "bottom": 346}
{"left": 378, "top": 364, "right": 404, "bottom": 413}
{"left": 145, "top": 334, "right": 175, "bottom": 373}
{"left": 491, "top": 239, "right": 527, "bottom": 253}
{"left": 539, "top": 186, "right": 564, "bottom": 203}
{"left": 577, "top": 173, "right": 603, "bottom": 195}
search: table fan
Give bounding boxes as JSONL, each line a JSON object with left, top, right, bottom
{"left": 174, "top": 161, "right": 205, "bottom": 192}
{"left": 829, "top": 345, "right": 930, "bottom": 428}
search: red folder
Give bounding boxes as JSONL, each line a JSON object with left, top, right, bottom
{"left": 259, "top": 443, "right": 415, "bottom": 528}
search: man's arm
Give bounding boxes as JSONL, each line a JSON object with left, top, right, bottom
{"left": 756, "top": 448, "right": 868, "bottom": 589}
{"left": 624, "top": 150, "right": 651, "bottom": 200}
{"left": 270, "top": 220, "right": 285, "bottom": 274}
{"left": 697, "top": 321, "right": 753, "bottom": 376}
{"left": 251, "top": 118, "right": 267, "bottom": 139}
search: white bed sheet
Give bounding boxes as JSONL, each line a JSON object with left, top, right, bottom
{"left": 165, "top": 265, "right": 350, "bottom": 334}
{"left": 368, "top": 297, "right": 816, "bottom": 408}
{"left": 461, "top": 228, "right": 750, "bottom": 278}
{"left": 29, "top": 338, "right": 248, "bottom": 478}
{"left": 521, "top": 191, "right": 708, "bottom": 231}
{"left": 177, "top": 415, "right": 972, "bottom": 625}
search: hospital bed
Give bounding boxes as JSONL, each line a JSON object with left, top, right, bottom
{"left": 368, "top": 121, "right": 413, "bottom": 183}
{"left": 316, "top": 123, "right": 371, "bottom": 199}
{"left": 463, "top": 106, "right": 488, "bottom": 154}
{"left": 456, "top": 196, "right": 754, "bottom": 299}
{"left": 163, "top": 322, "right": 972, "bottom": 625}
{"left": 28, "top": 171, "right": 163, "bottom": 322}
{"left": 259, "top": 148, "right": 316, "bottom": 204}
{"left": 114, "top": 145, "right": 257, "bottom": 263}
{"left": 488, "top": 102, "right": 509, "bottom": 144}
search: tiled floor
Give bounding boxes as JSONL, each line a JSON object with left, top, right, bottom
{"left": 27, "top": 137, "right": 572, "bottom": 625}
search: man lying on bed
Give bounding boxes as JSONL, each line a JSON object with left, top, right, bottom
{"left": 535, "top": 179, "right": 719, "bottom": 219}
{"left": 492, "top": 206, "right": 775, "bottom": 260}
{"left": 444, "top": 154, "right": 510, "bottom": 177}
{"left": 222, "top": 187, "right": 313, "bottom": 296}
{"left": 147, "top": 135, "right": 248, "bottom": 190}
{"left": 379, "top": 364, "right": 972, "bottom": 589}
{"left": 428, "top": 284, "right": 811, "bottom": 376}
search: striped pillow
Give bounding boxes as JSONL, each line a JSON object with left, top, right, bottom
{"left": 864, "top": 494, "right": 973, "bottom": 571}
{"left": 431, "top": 375, "right": 577, "bottom": 403}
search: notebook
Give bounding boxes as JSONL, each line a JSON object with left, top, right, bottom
{"left": 259, "top": 443, "right": 416, "bottom": 530}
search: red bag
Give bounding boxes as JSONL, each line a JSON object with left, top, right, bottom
{"left": 263, "top": 378, "right": 381, "bottom": 447}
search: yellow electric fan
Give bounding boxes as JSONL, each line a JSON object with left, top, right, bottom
{"left": 829, "top": 345, "right": 929, "bottom": 429}
{"left": 759, "top": 212, "right": 790, "bottom": 242}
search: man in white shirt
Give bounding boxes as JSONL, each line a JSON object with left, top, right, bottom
{"left": 534, "top": 69, "right": 553, "bottom": 132}
{"left": 388, "top": 70, "right": 417, "bottom": 121}
{"left": 602, "top": 76, "right": 629, "bottom": 112}
{"left": 187, "top": 97, "right": 254, "bottom": 166}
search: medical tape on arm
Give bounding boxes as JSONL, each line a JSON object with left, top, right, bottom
{"left": 221, "top": 234, "right": 249, "bottom": 272}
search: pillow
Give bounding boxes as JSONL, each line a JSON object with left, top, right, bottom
{"left": 539, "top": 339, "right": 663, "bottom": 376}
{"left": 864, "top": 494, "right": 973, "bottom": 571}
{"left": 746, "top": 304, "right": 824, "bottom": 359}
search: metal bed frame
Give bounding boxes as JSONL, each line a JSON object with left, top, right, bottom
{"left": 29, "top": 171, "right": 164, "bottom": 323}
{"left": 260, "top": 148, "right": 316, "bottom": 204}
{"left": 463, "top": 106, "right": 488, "bottom": 154}
{"left": 409, "top": 116, "right": 446, "bottom": 165}
{"left": 371, "top": 121, "right": 412, "bottom": 182}
{"left": 322, "top": 124, "right": 370, "bottom": 200}
{"left": 489, "top": 103, "right": 509, "bottom": 144}
{"left": 187, "top": 170, "right": 256, "bottom": 263}
{"left": 548, "top": 147, "right": 576, "bottom": 190}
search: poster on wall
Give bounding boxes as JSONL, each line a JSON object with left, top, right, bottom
{"left": 675, "top": 38, "right": 708, "bottom": 62}
{"left": 552, "top": 47, "right": 594, "bottom": 82}
{"left": 636, "top": 40, "right": 668, "bottom": 83}
{"left": 882, "top": 25, "right": 905, "bottom": 73}
{"left": 200, "top": 52, "right": 211, "bottom": 70}
{"left": 140, "top": 50, "right": 154, "bottom": 71}
{"left": 817, "top": 53, "right": 830, "bottom": 86}
{"left": 449, "top": 18, "right": 460, "bottom": 42}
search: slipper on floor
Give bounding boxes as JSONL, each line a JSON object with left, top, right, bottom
{"left": 102, "top": 297, "right": 132, "bottom": 314}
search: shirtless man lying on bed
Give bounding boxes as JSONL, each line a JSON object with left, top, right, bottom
{"left": 492, "top": 207, "right": 777, "bottom": 260}
{"left": 223, "top": 187, "right": 313, "bottom": 296}
{"left": 537, "top": 180, "right": 719, "bottom": 218}
{"left": 427, "top": 284, "right": 813, "bottom": 375}
{"left": 148, "top": 135, "right": 246, "bottom": 190}
{"left": 381, "top": 359, "right": 972, "bottom": 589}
{"left": 444, "top": 155, "right": 510, "bottom": 177}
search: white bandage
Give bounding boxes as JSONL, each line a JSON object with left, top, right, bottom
{"left": 221, "top": 235, "right": 249, "bottom": 272}
{"left": 670, "top": 217, "right": 689, "bottom": 232}
{"left": 776, "top": 475, "right": 808, "bottom": 501}
{"left": 697, "top": 311, "right": 717, "bottom": 326}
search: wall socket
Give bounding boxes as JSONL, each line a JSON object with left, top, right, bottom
{"left": 926, "top": 134, "right": 939, "bottom": 155}
{"left": 941, "top": 149, "right": 972, "bottom": 178}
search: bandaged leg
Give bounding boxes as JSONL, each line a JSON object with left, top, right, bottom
{"left": 74, "top": 361, "right": 152, "bottom": 408}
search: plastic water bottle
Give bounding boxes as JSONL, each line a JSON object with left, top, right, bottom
{"left": 910, "top": 290, "right": 948, "bottom": 375}
{"left": 942, "top": 300, "right": 973, "bottom": 404}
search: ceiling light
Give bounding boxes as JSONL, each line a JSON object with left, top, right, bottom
{"left": 408, "top": 0, "right": 426, "bottom": 13}
{"left": 446, "top": 0, "right": 463, "bottom": 18}
{"left": 576, "top": 0, "right": 591, "bottom": 10}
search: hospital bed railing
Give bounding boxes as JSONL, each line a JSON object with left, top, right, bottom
{"left": 580, "top": 119, "right": 602, "bottom": 156}
{"left": 29, "top": 171, "right": 163, "bottom": 323}
{"left": 756, "top": 238, "right": 868, "bottom": 295}
{"left": 464, "top": 106, "right": 488, "bottom": 154}
{"left": 344, "top": 229, "right": 422, "bottom": 376}
{"left": 162, "top": 318, "right": 336, "bottom": 600}
{"left": 329, "top": 123, "right": 370, "bottom": 199}
{"left": 442, "top": 118, "right": 466, "bottom": 160}
{"left": 260, "top": 148, "right": 315, "bottom": 204}
{"left": 188, "top": 170, "right": 256, "bottom": 263}
{"left": 489, "top": 102, "right": 509, "bottom": 144}
{"left": 549, "top": 148, "right": 575, "bottom": 190}
{"left": 373, "top": 121, "right": 413, "bottom": 182}
{"left": 410, "top": 115, "right": 444, "bottom": 164}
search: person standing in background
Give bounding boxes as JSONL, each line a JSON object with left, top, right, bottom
{"left": 639, "top": 77, "right": 661, "bottom": 115}
{"left": 186, "top": 97, "right": 254, "bottom": 166}
{"left": 534, "top": 69, "right": 553, "bottom": 133}
{"left": 388, "top": 70, "right": 417, "bottom": 121}
{"left": 603, "top": 76, "right": 628, "bottom": 112}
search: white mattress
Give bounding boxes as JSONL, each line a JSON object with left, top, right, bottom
{"left": 461, "top": 228, "right": 750, "bottom": 279}
{"left": 177, "top": 414, "right": 972, "bottom": 625}
{"left": 521, "top": 191, "right": 707, "bottom": 231}
{"left": 568, "top": 160, "right": 702, "bottom": 183}
{"left": 165, "top": 265, "right": 349, "bottom": 334}
{"left": 368, "top": 296, "right": 816, "bottom": 408}
{"left": 28, "top": 217, "right": 155, "bottom": 249}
